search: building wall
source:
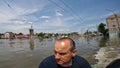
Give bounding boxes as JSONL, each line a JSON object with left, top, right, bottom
{"left": 4, "top": 32, "right": 15, "bottom": 39}
{"left": 106, "top": 14, "right": 120, "bottom": 39}
{"left": 4, "top": 33, "right": 10, "bottom": 39}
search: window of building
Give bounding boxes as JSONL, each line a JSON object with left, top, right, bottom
{"left": 113, "top": 25, "right": 116, "bottom": 27}
{"left": 110, "top": 18, "right": 114, "bottom": 20}
{"left": 113, "top": 28, "right": 117, "bottom": 32}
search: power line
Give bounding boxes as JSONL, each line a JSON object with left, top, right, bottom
{"left": 1, "top": 0, "right": 14, "bottom": 20}
{"left": 3, "top": 0, "right": 27, "bottom": 23}
{"left": 47, "top": 0, "right": 66, "bottom": 11}
{"left": 3, "top": 0, "right": 12, "bottom": 9}
{"left": 60, "top": 0, "right": 83, "bottom": 22}
{"left": 47, "top": 0, "right": 82, "bottom": 24}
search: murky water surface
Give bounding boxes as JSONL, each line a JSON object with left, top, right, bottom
{"left": 0, "top": 36, "right": 120, "bottom": 68}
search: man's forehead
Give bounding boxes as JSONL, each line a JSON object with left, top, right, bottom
{"left": 55, "top": 41, "right": 70, "bottom": 50}
{"left": 61, "top": 41, "right": 65, "bottom": 46}
{"left": 57, "top": 39, "right": 70, "bottom": 44}
{"left": 55, "top": 41, "right": 67, "bottom": 46}
{"left": 55, "top": 41, "right": 65, "bottom": 48}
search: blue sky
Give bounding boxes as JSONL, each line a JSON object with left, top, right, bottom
{"left": 0, "top": 0, "right": 120, "bottom": 34}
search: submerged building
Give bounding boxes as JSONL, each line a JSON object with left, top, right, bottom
{"left": 29, "top": 25, "right": 34, "bottom": 39}
{"left": 29, "top": 26, "right": 34, "bottom": 35}
{"left": 106, "top": 14, "right": 120, "bottom": 39}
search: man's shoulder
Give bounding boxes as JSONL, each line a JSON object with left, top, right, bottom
{"left": 39, "top": 55, "right": 57, "bottom": 68}
{"left": 42, "top": 55, "right": 56, "bottom": 63}
{"left": 73, "top": 55, "right": 91, "bottom": 68}
{"left": 74, "top": 55, "right": 86, "bottom": 61}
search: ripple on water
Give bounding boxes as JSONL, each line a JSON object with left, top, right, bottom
{"left": 93, "top": 46, "right": 120, "bottom": 68}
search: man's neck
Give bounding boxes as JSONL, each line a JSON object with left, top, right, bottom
{"left": 60, "top": 60, "right": 72, "bottom": 67}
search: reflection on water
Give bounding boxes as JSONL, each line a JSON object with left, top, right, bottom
{"left": 0, "top": 36, "right": 120, "bottom": 68}
{"left": 29, "top": 39, "right": 34, "bottom": 50}
{"left": 98, "top": 37, "right": 108, "bottom": 47}
{"left": 108, "top": 38, "right": 120, "bottom": 46}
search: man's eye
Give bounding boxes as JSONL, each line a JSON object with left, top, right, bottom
{"left": 59, "top": 53, "right": 66, "bottom": 55}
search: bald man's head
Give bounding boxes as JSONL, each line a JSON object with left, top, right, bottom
{"left": 56, "top": 37, "right": 76, "bottom": 51}
{"left": 54, "top": 37, "right": 76, "bottom": 67}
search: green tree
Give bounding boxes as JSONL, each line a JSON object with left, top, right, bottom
{"left": 98, "top": 23, "right": 108, "bottom": 36}
{"left": 0, "top": 33, "right": 3, "bottom": 39}
{"left": 18, "top": 32, "right": 23, "bottom": 35}
{"left": 38, "top": 32, "right": 45, "bottom": 38}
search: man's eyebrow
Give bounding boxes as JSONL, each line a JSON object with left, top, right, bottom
{"left": 54, "top": 50, "right": 67, "bottom": 53}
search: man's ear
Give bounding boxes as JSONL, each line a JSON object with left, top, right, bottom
{"left": 72, "top": 49, "right": 76, "bottom": 57}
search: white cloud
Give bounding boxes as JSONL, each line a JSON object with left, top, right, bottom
{"left": 14, "top": 20, "right": 25, "bottom": 25}
{"left": 28, "top": 22, "right": 33, "bottom": 25}
{"left": 0, "top": 23, "right": 31, "bottom": 33}
{"left": 0, "top": 0, "right": 47, "bottom": 23}
{"left": 45, "top": 20, "right": 49, "bottom": 22}
{"left": 40, "top": 16, "right": 50, "bottom": 19}
{"left": 0, "top": 10, "right": 17, "bottom": 23}
{"left": 41, "top": 17, "right": 64, "bottom": 27}
{"left": 56, "top": 11, "right": 63, "bottom": 16}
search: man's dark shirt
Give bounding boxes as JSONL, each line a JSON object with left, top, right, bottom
{"left": 39, "top": 55, "right": 91, "bottom": 68}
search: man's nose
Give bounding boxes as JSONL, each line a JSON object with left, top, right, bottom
{"left": 55, "top": 53, "right": 61, "bottom": 59}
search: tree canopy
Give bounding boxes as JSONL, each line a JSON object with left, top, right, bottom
{"left": 98, "top": 23, "right": 108, "bottom": 36}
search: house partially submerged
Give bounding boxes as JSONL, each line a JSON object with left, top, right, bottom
{"left": 106, "top": 14, "right": 120, "bottom": 39}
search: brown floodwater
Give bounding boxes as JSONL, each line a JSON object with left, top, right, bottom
{"left": 0, "top": 36, "right": 120, "bottom": 68}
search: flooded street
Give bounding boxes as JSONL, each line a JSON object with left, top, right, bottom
{"left": 0, "top": 36, "right": 120, "bottom": 68}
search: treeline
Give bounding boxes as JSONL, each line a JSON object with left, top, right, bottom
{"left": 0, "top": 33, "right": 4, "bottom": 39}
{"left": 37, "top": 32, "right": 72, "bottom": 39}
